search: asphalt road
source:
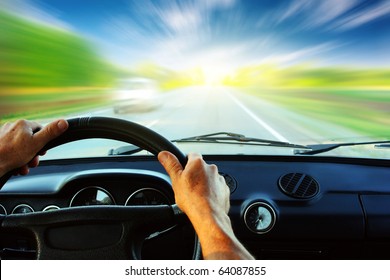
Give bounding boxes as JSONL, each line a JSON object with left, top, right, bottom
{"left": 45, "top": 86, "right": 365, "bottom": 159}
{"left": 90, "top": 86, "right": 361, "bottom": 142}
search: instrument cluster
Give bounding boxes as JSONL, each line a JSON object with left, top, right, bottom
{"left": 0, "top": 186, "right": 171, "bottom": 216}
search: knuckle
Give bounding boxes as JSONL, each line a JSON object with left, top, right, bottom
{"left": 15, "top": 119, "right": 28, "bottom": 127}
{"left": 45, "top": 125, "right": 55, "bottom": 137}
{"left": 209, "top": 164, "right": 218, "bottom": 172}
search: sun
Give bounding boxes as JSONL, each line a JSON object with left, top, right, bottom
{"left": 186, "top": 49, "right": 242, "bottom": 86}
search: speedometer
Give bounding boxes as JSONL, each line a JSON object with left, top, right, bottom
{"left": 70, "top": 187, "right": 115, "bottom": 207}
{"left": 125, "top": 188, "right": 170, "bottom": 206}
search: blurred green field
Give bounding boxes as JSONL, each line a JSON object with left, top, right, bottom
{"left": 0, "top": 10, "right": 115, "bottom": 88}
{"left": 244, "top": 87, "right": 390, "bottom": 138}
{"left": 223, "top": 63, "right": 390, "bottom": 138}
{"left": 0, "top": 10, "right": 117, "bottom": 123}
{"left": 0, "top": 88, "right": 113, "bottom": 124}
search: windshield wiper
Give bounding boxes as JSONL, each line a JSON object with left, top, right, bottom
{"left": 173, "top": 132, "right": 309, "bottom": 149}
{"left": 108, "top": 132, "right": 309, "bottom": 156}
{"left": 108, "top": 135, "right": 390, "bottom": 156}
{"left": 294, "top": 140, "right": 390, "bottom": 155}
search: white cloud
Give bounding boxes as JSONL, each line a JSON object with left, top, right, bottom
{"left": 275, "top": 0, "right": 390, "bottom": 31}
{"left": 137, "top": 0, "right": 237, "bottom": 34}
{"left": 103, "top": 0, "right": 239, "bottom": 67}
{"left": 276, "top": 0, "right": 358, "bottom": 29}
{"left": 262, "top": 42, "right": 340, "bottom": 66}
{"left": 160, "top": 6, "right": 202, "bottom": 34}
{"left": 333, "top": 1, "right": 390, "bottom": 30}
{"left": 308, "top": 0, "right": 358, "bottom": 27}
{"left": 277, "top": 0, "right": 310, "bottom": 24}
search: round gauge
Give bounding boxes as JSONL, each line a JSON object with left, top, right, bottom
{"left": 125, "top": 188, "right": 170, "bottom": 206}
{"left": 12, "top": 204, "right": 34, "bottom": 215}
{"left": 244, "top": 202, "right": 276, "bottom": 234}
{"left": 70, "top": 187, "right": 115, "bottom": 207}
{"left": 0, "top": 204, "right": 7, "bottom": 215}
{"left": 42, "top": 205, "right": 60, "bottom": 212}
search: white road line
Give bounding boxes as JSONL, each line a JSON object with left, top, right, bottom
{"left": 227, "top": 92, "right": 289, "bottom": 142}
{"left": 145, "top": 119, "right": 159, "bottom": 128}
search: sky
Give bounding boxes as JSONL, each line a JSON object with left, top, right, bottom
{"left": 1, "top": 0, "right": 390, "bottom": 73}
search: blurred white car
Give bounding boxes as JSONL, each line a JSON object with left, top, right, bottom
{"left": 113, "top": 78, "right": 160, "bottom": 113}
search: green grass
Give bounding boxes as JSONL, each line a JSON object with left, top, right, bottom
{"left": 245, "top": 87, "right": 390, "bottom": 138}
{"left": 0, "top": 10, "right": 115, "bottom": 88}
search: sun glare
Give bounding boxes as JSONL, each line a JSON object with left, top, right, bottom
{"left": 193, "top": 51, "right": 240, "bottom": 86}
{"left": 201, "top": 64, "right": 232, "bottom": 86}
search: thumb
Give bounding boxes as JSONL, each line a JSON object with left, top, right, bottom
{"left": 158, "top": 151, "right": 183, "bottom": 180}
{"left": 33, "top": 119, "right": 69, "bottom": 148}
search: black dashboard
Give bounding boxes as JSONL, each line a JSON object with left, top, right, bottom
{"left": 1, "top": 155, "right": 390, "bottom": 259}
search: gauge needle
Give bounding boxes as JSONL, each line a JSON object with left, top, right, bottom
{"left": 255, "top": 216, "right": 263, "bottom": 230}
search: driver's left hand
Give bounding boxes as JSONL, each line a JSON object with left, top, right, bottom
{"left": 0, "top": 119, "right": 68, "bottom": 177}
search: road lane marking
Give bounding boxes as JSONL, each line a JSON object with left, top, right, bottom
{"left": 227, "top": 92, "right": 289, "bottom": 142}
{"left": 145, "top": 119, "right": 159, "bottom": 128}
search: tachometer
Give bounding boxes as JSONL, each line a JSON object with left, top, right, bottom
{"left": 12, "top": 204, "right": 34, "bottom": 215}
{"left": 70, "top": 187, "right": 115, "bottom": 207}
{"left": 125, "top": 188, "right": 170, "bottom": 206}
{"left": 42, "top": 205, "right": 60, "bottom": 212}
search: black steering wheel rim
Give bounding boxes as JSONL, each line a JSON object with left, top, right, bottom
{"left": 42, "top": 116, "right": 187, "bottom": 166}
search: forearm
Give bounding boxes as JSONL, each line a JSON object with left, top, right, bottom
{"left": 192, "top": 212, "right": 255, "bottom": 260}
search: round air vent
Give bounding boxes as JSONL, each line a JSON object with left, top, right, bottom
{"left": 220, "top": 172, "right": 237, "bottom": 193}
{"left": 278, "top": 173, "right": 319, "bottom": 199}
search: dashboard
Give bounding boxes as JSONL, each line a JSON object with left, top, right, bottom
{"left": 1, "top": 154, "right": 390, "bottom": 259}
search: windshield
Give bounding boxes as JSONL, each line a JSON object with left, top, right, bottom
{"left": 1, "top": 0, "right": 389, "bottom": 159}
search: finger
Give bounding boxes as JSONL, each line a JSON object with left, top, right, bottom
{"left": 33, "top": 119, "right": 68, "bottom": 149}
{"left": 28, "top": 156, "right": 40, "bottom": 168}
{"left": 17, "top": 166, "right": 30, "bottom": 176}
{"left": 14, "top": 120, "right": 42, "bottom": 134}
{"left": 186, "top": 152, "right": 205, "bottom": 169}
{"left": 187, "top": 152, "right": 203, "bottom": 160}
{"left": 158, "top": 151, "right": 183, "bottom": 180}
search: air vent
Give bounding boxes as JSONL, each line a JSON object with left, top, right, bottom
{"left": 278, "top": 173, "right": 319, "bottom": 199}
{"left": 220, "top": 173, "right": 237, "bottom": 193}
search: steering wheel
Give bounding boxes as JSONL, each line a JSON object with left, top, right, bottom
{"left": 0, "top": 116, "right": 200, "bottom": 259}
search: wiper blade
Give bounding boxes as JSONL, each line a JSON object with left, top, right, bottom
{"left": 294, "top": 140, "right": 390, "bottom": 155}
{"left": 375, "top": 143, "right": 390, "bottom": 149}
{"left": 173, "top": 132, "right": 309, "bottom": 149}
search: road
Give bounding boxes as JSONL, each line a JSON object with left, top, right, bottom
{"left": 44, "top": 86, "right": 364, "bottom": 159}
{"left": 88, "top": 86, "right": 360, "bottom": 141}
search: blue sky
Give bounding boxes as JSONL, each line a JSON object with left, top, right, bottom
{"left": 2, "top": 0, "right": 390, "bottom": 71}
